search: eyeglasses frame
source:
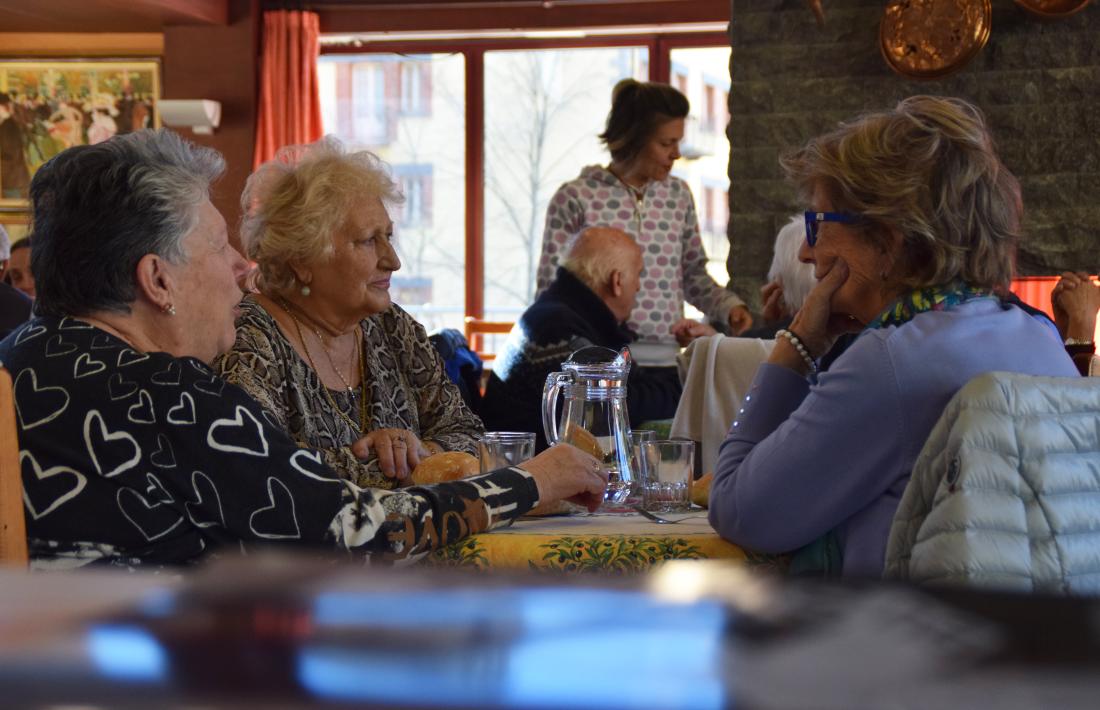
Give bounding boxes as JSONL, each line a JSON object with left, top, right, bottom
{"left": 804, "top": 211, "right": 863, "bottom": 247}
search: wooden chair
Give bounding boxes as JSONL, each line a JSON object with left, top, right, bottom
{"left": 0, "top": 366, "right": 28, "bottom": 566}
{"left": 463, "top": 317, "right": 514, "bottom": 363}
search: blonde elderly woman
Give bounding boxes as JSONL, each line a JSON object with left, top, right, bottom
{"left": 215, "top": 138, "right": 481, "bottom": 489}
{"left": 708, "top": 96, "right": 1077, "bottom": 577}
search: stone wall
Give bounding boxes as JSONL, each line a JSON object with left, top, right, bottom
{"left": 726, "top": 0, "right": 1099, "bottom": 312}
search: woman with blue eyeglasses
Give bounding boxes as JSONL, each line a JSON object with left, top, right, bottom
{"left": 708, "top": 96, "right": 1077, "bottom": 578}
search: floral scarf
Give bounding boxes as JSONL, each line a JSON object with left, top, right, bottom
{"left": 867, "top": 280, "right": 995, "bottom": 330}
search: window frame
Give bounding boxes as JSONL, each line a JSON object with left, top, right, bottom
{"left": 320, "top": 31, "right": 728, "bottom": 321}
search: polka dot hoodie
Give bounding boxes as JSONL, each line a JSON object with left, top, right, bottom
{"left": 536, "top": 164, "right": 745, "bottom": 346}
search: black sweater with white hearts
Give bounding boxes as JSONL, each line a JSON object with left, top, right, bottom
{"left": 0, "top": 316, "right": 538, "bottom": 570}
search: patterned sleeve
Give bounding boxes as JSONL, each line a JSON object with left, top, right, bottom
{"left": 177, "top": 367, "right": 540, "bottom": 564}
{"left": 214, "top": 319, "right": 392, "bottom": 490}
{"left": 391, "top": 308, "right": 484, "bottom": 455}
{"left": 536, "top": 185, "right": 586, "bottom": 294}
{"left": 678, "top": 183, "right": 745, "bottom": 322}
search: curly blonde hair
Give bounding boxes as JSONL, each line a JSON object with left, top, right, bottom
{"left": 240, "top": 136, "right": 402, "bottom": 297}
{"left": 780, "top": 95, "right": 1021, "bottom": 290}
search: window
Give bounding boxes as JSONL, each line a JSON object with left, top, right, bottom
{"left": 703, "top": 186, "right": 716, "bottom": 234}
{"left": 482, "top": 46, "right": 648, "bottom": 321}
{"left": 398, "top": 60, "right": 432, "bottom": 115}
{"left": 704, "top": 83, "right": 717, "bottom": 133}
{"left": 673, "top": 71, "right": 688, "bottom": 95}
{"left": 319, "top": 53, "right": 465, "bottom": 333}
{"left": 321, "top": 34, "right": 730, "bottom": 333}
{"left": 393, "top": 164, "right": 433, "bottom": 227}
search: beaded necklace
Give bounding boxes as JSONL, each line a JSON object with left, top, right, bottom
{"left": 278, "top": 298, "right": 368, "bottom": 434}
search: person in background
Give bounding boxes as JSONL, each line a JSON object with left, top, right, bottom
{"left": 0, "top": 92, "right": 31, "bottom": 199}
{"left": 8, "top": 238, "right": 35, "bottom": 298}
{"left": 1052, "top": 271, "right": 1100, "bottom": 376}
{"left": 677, "top": 215, "right": 818, "bottom": 344}
{"left": 215, "top": 137, "right": 483, "bottom": 489}
{"left": 537, "top": 79, "right": 752, "bottom": 370}
{"left": 0, "top": 224, "right": 31, "bottom": 337}
{"left": 708, "top": 96, "right": 1078, "bottom": 577}
{"left": 483, "top": 227, "right": 682, "bottom": 451}
{"left": 1, "top": 129, "right": 606, "bottom": 571}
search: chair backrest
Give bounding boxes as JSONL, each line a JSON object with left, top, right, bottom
{"left": 885, "top": 372, "right": 1100, "bottom": 594}
{"left": 0, "top": 366, "right": 28, "bottom": 567}
{"left": 463, "top": 317, "right": 514, "bottom": 362}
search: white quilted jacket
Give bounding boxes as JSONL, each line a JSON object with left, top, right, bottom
{"left": 884, "top": 372, "right": 1100, "bottom": 594}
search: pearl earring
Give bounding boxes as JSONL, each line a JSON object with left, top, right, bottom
{"left": 163, "top": 304, "right": 177, "bottom": 316}
{"left": 301, "top": 285, "right": 311, "bottom": 297}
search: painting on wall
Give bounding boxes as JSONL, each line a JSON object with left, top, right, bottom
{"left": 0, "top": 59, "right": 160, "bottom": 210}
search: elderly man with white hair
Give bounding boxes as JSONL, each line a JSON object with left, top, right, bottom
{"left": 482, "top": 226, "right": 682, "bottom": 451}
{"left": 0, "top": 223, "right": 32, "bottom": 338}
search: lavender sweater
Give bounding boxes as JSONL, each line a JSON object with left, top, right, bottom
{"left": 536, "top": 165, "right": 744, "bottom": 346}
{"left": 709, "top": 299, "right": 1078, "bottom": 577}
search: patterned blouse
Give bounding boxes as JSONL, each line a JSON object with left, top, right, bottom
{"left": 0, "top": 316, "right": 537, "bottom": 571}
{"left": 536, "top": 165, "right": 744, "bottom": 345}
{"left": 214, "top": 298, "right": 483, "bottom": 489}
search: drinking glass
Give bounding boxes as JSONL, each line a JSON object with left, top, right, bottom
{"left": 478, "top": 432, "right": 537, "bottom": 473}
{"left": 630, "top": 430, "right": 657, "bottom": 503}
{"left": 641, "top": 440, "right": 695, "bottom": 513}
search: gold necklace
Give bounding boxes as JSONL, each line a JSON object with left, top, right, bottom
{"left": 278, "top": 298, "right": 368, "bottom": 434}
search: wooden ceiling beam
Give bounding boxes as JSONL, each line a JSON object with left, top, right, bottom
{"left": 315, "top": 0, "right": 728, "bottom": 33}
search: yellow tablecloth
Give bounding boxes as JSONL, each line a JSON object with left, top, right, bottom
{"left": 425, "top": 510, "right": 781, "bottom": 574}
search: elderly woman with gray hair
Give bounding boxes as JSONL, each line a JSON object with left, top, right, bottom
{"left": 215, "top": 138, "right": 482, "bottom": 489}
{"left": 0, "top": 129, "right": 606, "bottom": 570}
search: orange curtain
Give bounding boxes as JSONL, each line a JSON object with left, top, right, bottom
{"left": 1010, "top": 276, "right": 1058, "bottom": 319}
{"left": 253, "top": 9, "right": 323, "bottom": 169}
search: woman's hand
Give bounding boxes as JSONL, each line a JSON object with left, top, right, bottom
{"left": 519, "top": 444, "right": 608, "bottom": 513}
{"left": 671, "top": 318, "right": 718, "bottom": 347}
{"left": 351, "top": 429, "right": 431, "bottom": 482}
{"left": 1052, "top": 271, "right": 1100, "bottom": 342}
{"left": 760, "top": 280, "right": 788, "bottom": 324}
{"left": 769, "top": 259, "right": 858, "bottom": 374}
{"left": 727, "top": 305, "right": 753, "bottom": 335}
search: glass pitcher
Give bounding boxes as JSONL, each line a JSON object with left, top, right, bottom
{"left": 542, "top": 346, "right": 635, "bottom": 504}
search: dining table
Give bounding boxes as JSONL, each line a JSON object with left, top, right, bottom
{"left": 425, "top": 506, "right": 784, "bottom": 574}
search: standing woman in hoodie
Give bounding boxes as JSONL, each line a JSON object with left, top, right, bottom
{"left": 536, "top": 79, "right": 752, "bottom": 368}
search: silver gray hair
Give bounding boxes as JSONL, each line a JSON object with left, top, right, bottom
{"left": 29, "top": 128, "right": 224, "bottom": 317}
{"left": 767, "top": 215, "right": 817, "bottom": 312}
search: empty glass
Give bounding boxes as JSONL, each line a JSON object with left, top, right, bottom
{"left": 641, "top": 440, "right": 695, "bottom": 513}
{"left": 630, "top": 430, "right": 657, "bottom": 504}
{"left": 479, "top": 432, "right": 536, "bottom": 473}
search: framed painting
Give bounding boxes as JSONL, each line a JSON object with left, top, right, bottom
{"left": 0, "top": 59, "right": 160, "bottom": 211}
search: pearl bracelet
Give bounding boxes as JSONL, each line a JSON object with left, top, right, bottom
{"left": 775, "top": 328, "right": 818, "bottom": 374}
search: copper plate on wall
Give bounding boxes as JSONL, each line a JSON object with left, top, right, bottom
{"left": 1014, "top": 0, "right": 1091, "bottom": 18}
{"left": 880, "top": 0, "right": 993, "bottom": 80}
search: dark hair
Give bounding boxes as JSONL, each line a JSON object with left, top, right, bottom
{"left": 599, "top": 79, "right": 689, "bottom": 166}
{"left": 9, "top": 237, "right": 30, "bottom": 254}
{"left": 29, "top": 129, "right": 224, "bottom": 317}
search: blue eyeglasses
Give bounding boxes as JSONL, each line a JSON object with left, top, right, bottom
{"left": 803, "top": 211, "right": 862, "bottom": 247}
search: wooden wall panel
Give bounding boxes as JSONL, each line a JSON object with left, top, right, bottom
{"left": 163, "top": 0, "right": 260, "bottom": 250}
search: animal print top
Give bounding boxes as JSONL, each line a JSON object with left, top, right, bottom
{"left": 214, "top": 298, "right": 483, "bottom": 489}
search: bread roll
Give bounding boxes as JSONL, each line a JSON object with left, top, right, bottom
{"left": 411, "top": 452, "right": 480, "bottom": 485}
{"left": 691, "top": 472, "right": 713, "bottom": 508}
{"left": 566, "top": 424, "right": 605, "bottom": 460}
